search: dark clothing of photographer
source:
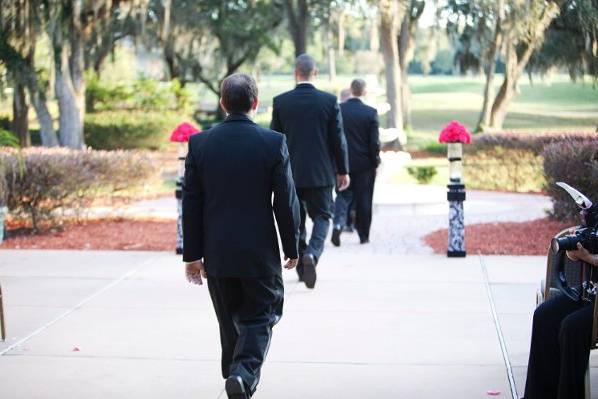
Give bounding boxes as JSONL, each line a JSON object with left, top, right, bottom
{"left": 524, "top": 291, "right": 594, "bottom": 399}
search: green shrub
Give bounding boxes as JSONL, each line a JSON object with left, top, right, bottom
{"left": 171, "top": 78, "right": 191, "bottom": 111}
{"left": 469, "top": 132, "right": 597, "bottom": 155}
{"left": 133, "top": 76, "right": 170, "bottom": 110}
{"left": 422, "top": 141, "right": 446, "bottom": 155}
{"left": 0, "top": 148, "right": 161, "bottom": 229}
{"left": 543, "top": 139, "right": 598, "bottom": 222}
{"left": 84, "top": 110, "right": 190, "bottom": 150}
{"left": 463, "top": 132, "right": 597, "bottom": 193}
{"left": 0, "top": 128, "right": 19, "bottom": 148}
{"left": 465, "top": 147, "right": 545, "bottom": 192}
{"left": 407, "top": 166, "right": 438, "bottom": 184}
{"left": 86, "top": 72, "right": 132, "bottom": 112}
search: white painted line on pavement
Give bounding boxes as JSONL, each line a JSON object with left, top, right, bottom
{"left": 478, "top": 254, "right": 519, "bottom": 399}
{"left": 0, "top": 256, "right": 156, "bottom": 357}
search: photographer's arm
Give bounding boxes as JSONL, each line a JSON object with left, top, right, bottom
{"left": 567, "top": 243, "right": 598, "bottom": 266}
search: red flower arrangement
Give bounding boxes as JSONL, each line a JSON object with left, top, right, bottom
{"left": 438, "top": 120, "right": 471, "bottom": 144}
{"left": 169, "top": 122, "right": 201, "bottom": 143}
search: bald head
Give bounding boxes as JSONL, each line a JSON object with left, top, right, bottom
{"left": 295, "top": 54, "right": 317, "bottom": 81}
{"left": 220, "top": 73, "right": 258, "bottom": 114}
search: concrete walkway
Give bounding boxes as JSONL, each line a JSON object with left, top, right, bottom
{"left": 2, "top": 249, "right": 596, "bottom": 398}
{"left": 115, "top": 183, "right": 551, "bottom": 255}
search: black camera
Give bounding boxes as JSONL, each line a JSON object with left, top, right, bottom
{"left": 552, "top": 227, "right": 598, "bottom": 253}
{"left": 551, "top": 182, "right": 598, "bottom": 254}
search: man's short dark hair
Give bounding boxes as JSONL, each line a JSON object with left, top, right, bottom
{"left": 295, "top": 54, "right": 317, "bottom": 79}
{"left": 220, "top": 73, "right": 258, "bottom": 114}
{"left": 350, "top": 79, "right": 366, "bottom": 97}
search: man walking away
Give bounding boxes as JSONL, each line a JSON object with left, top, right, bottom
{"left": 183, "top": 73, "right": 300, "bottom": 399}
{"left": 331, "top": 78, "right": 380, "bottom": 246}
{"left": 270, "top": 54, "right": 350, "bottom": 289}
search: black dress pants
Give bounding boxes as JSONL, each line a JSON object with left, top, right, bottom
{"left": 296, "top": 186, "right": 333, "bottom": 268}
{"left": 524, "top": 292, "right": 594, "bottom": 399}
{"left": 350, "top": 168, "right": 376, "bottom": 241}
{"left": 207, "top": 274, "right": 284, "bottom": 396}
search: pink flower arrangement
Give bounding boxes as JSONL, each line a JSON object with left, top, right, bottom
{"left": 438, "top": 120, "right": 471, "bottom": 144}
{"left": 169, "top": 122, "right": 201, "bottom": 143}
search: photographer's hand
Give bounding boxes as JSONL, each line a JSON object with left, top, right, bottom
{"left": 566, "top": 243, "right": 598, "bottom": 266}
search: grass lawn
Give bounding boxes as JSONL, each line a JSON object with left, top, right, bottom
{"left": 1, "top": 74, "right": 596, "bottom": 151}
{"left": 193, "top": 74, "right": 597, "bottom": 150}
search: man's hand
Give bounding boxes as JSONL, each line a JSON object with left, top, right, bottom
{"left": 337, "top": 174, "right": 350, "bottom": 191}
{"left": 186, "top": 260, "right": 207, "bottom": 285}
{"left": 284, "top": 256, "right": 299, "bottom": 270}
{"left": 566, "top": 243, "right": 596, "bottom": 265}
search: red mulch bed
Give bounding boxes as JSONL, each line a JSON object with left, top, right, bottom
{"left": 423, "top": 218, "right": 573, "bottom": 255}
{"left": 1, "top": 218, "right": 176, "bottom": 251}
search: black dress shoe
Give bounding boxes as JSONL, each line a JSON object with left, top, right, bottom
{"left": 296, "top": 258, "right": 304, "bottom": 282}
{"left": 302, "top": 253, "right": 317, "bottom": 289}
{"left": 360, "top": 237, "right": 369, "bottom": 244}
{"left": 331, "top": 228, "right": 341, "bottom": 247}
{"left": 225, "top": 375, "right": 248, "bottom": 399}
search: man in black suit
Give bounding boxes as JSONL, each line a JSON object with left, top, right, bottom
{"left": 183, "top": 73, "right": 300, "bottom": 399}
{"left": 270, "top": 54, "right": 350, "bottom": 289}
{"left": 331, "top": 79, "right": 380, "bottom": 246}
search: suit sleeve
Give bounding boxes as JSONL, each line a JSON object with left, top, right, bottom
{"left": 328, "top": 100, "right": 350, "bottom": 175}
{"left": 182, "top": 138, "right": 204, "bottom": 263}
{"left": 270, "top": 98, "right": 282, "bottom": 133}
{"left": 370, "top": 110, "right": 381, "bottom": 168}
{"left": 272, "top": 136, "right": 300, "bottom": 259}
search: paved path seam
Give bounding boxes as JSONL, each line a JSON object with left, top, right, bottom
{"left": 0, "top": 256, "right": 156, "bottom": 357}
{"left": 479, "top": 254, "right": 518, "bottom": 399}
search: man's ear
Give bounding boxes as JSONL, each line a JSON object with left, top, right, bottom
{"left": 219, "top": 98, "right": 227, "bottom": 114}
{"left": 252, "top": 99, "right": 259, "bottom": 112}
{"left": 313, "top": 68, "right": 318, "bottom": 78}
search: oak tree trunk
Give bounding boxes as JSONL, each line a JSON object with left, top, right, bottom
{"left": 12, "top": 82, "right": 30, "bottom": 147}
{"left": 327, "top": 25, "right": 336, "bottom": 82}
{"left": 29, "top": 86, "right": 58, "bottom": 147}
{"left": 398, "top": 11, "right": 415, "bottom": 130}
{"left": 489, "top": 42, "right": 535, "bottom": 129}
{"left": 285, "top": 0, "right": 308, "bottom": 57}
{"left": 488, "top": 0, "right": 564, "bottom": 130}
{"left": 476, "top": 0, "right": 504, "bottom": 132}
{"left": 379, "top": 0, "right": 405, "bottom": 133}
{"left": 55, "top": 44, "right": 85, "bottom": 149}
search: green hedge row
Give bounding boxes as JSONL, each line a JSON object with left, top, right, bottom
{"left": 84, "top": 110, "right": 193, "bottom": 150}
{"left": 464, "top": 132, "right": 598, "bottom": 221}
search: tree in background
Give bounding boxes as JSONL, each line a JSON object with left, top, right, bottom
{"left": 444, "top": 0, "right": 569, "bottom": 131}
{"left": 488, "top": 0, "right": 567, "bottom": 130}
{"left": 0, "top": 0, "right": 58, "bottom": 147}
{"left": 398, "top": 0, "right": 425, "bottom": 130}
{"left": 147, "top": 0, "right": 282, "bottom": 115}
{"left": 84, "top": 1, "right": 141, "bottom": 77}
{"left": 528, "top": 0, "right": 598, "bottom": 81}
{"left": 477, "top": 0, "right": 504, "bottom": 132}
{"left": 379, "top": 0, "right": 407, "bottom": 133}
{"left": 148, "top": 0, "right": 207, "bottom": 85}
{"left": 283, "top": 0, "right": 356, "bottom": 60}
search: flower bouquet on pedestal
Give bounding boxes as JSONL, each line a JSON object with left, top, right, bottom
{"left": 439, "top": 120, "right": 471, "bottom": 258}
{"left": 438, "top": 120, "right": 471, "bottom": 183}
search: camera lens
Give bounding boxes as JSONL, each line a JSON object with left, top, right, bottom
{"left": 551, "top": 238, "right": 560, "bottom": 253}
{"left": 552, "top": 235, "right": 581, "bottom": 252}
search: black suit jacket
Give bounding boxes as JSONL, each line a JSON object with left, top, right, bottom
{"left": 270, "top": 83, "right": 349, "bottom": 188}
{"left": 340, "top": 98, "right": 381, "bottom": 173}
{"left": 182, "top": 113, "right": 300, "bottom": 278}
